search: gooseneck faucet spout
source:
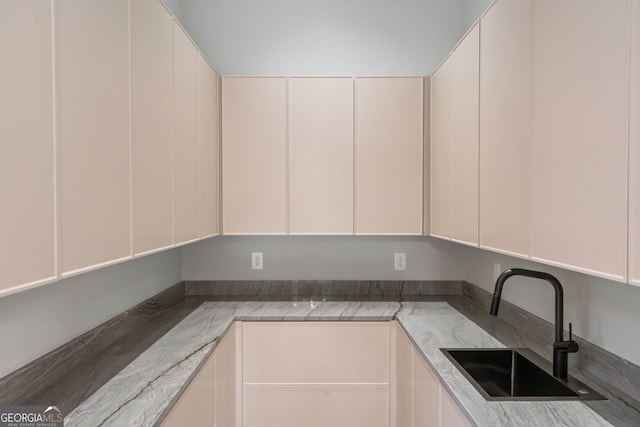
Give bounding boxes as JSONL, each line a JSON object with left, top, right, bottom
{"left": 490, "top": 268, "right": 578, "bottom": 380}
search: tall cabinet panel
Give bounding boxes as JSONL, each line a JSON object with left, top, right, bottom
{"left": 173, "top": 23, "right": 200, "bottom": 245}
{"left": 57, "top": 0, "right": 131, "bottom": 276}
{"left": 630, "top": 1, "right": 640, "bottom": 286}
{"left": 430, "top": 25, "right": 479, "bottom": 245}
{"left": 199, "top": 56, "right": 220, "bottom": 238}
{"left": 288, "top": 78, "right": 354, "bottom": 234}
{"left": 216, "top": 323, "right": 242, "bottom": 427}
{"left": 450, "top": 23, "right": 479, "bottom": 246}
{"left": 531, "top": 0, "right": 630, "bottom": 281}
{"left": 131, "top": 0, "right": 174, "bottom": 255}
{"left": 355, "top": 78, "right": 423, "bottom": 235}
{"left": 222, "top": 77, "right": 287, "bottom": 234}
{"left": 423, "top": 77, "right": 431, "bottom": 236}
{"left": 0, "top": 1, "right": 56, "bottom": 294}
{"left": 479, "top": 0, "right": 532, "bottom": 257}
{"left": 430, "top": 60, "right": 453, "bottom": 239}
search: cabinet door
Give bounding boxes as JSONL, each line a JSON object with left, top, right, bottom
{"left": 479, "top": 0, "right": 532, "bottom": 257}
{"left": 215, "top": 323, "right": 242, "bottom": 427}
{"left": 430, "top": 60, "right": 453, "bottom": 239}
{"left": 0, "top": 0, "right": 56, "bottom": 294}
{"left": 131, "top": 0, "right": 174, "bottom": 255}
{"left": 412, "top": 349, "right": 439, "bottom": 427}
{"left": 531, "top": 0, "right": 630, "bottom": 281}
{"left": 57, "top": 0, "right": 131, "bottom": 276}
{"left": 450, "top": 23, "right": 479, "bottom": 246}
{"left": 173, "top": 23, "right": 200, "bottom": 245}
{"left": 222, "top": 77, "right": 287, "bottom": 234}
{"left": 391, "top": 323, "right": 413, "bottom": 427}
{"left": 355, "top": 78, "right": 423, "bottom": 234}
{"left": 288, "top": 78, "right": 354, "bottom": 234}
{"left": 630, "top": 1, "right": 640, "bottom": 286}
{"left": 243, "top": 322, "right": 389, "bottom": 384}
{"left": 162, "top": 351, "right": 216, "bottom": 427}
{"left": 199, "top": 57, "right": 220, "bottom": 238}
{"left": 423, "top": 77, "right": 431, "bottom": 236}
{"left": 243, "top": 322, "right": 389, "bottom": 427}
{"left": 439, "top": 386, "right": 472, "bottom": 427}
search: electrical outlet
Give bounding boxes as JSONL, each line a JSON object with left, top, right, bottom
{"left": 394, "top": 253, "right": 407, "bottom": 271}
{"left": 493, "top": 262, "right": 501, "bottom": 281}
{"left": 251, "top": 252, "right": 263, "bottom": 270}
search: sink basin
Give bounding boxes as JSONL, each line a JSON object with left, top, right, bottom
{"left": 441, "top": 348, "right": 605, "bottom": 401}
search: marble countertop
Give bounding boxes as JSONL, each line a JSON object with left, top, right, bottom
{"left": 63, "top": 300, "right": 611, "bottom": 427}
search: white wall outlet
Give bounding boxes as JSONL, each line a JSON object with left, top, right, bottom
{"left": 251, "top": 252, "right": 263, "bottom": 270}
{"left": 493, "top": 262, "right": 501, "bottom": 281}
{"left": 394, "top": 252, "right": 407, "bottom": 271}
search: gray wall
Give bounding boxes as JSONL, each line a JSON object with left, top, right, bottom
{"left": 169, "top": 0, "right": 472, "bottom": 75}
{"left": 182, "top": 236, "right": 466, "bottom": 281}
{"left": 182, "top": 237, "right": 640, "bottom": 367}
{"left": 0, "top": 249, "right": 182, "bottom": 378}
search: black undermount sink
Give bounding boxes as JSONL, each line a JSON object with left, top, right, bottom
{"left": 441, "top": 348, "right": 605, "bottom": 401}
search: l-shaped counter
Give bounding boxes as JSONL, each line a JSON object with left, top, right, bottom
{"left": 63, "top": 300, "right": 617, "bottom": 426}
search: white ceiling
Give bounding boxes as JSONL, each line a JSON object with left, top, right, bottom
{"left": 164, "top": 0, "right": 493, "bottom": 76}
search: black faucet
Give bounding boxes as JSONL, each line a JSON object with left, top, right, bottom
{"left": 489, "top": 268, "right": 579, "bottom": 380}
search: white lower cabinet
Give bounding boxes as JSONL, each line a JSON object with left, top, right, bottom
{"left": 392, "top": 322, "right": 471, "bottom": 427}
{"left": 412, "top": 343, "right": 440, "bottom": 427}
{"left": 162, "top": 349, "right": 216, "bottom": 427}
{"left": 163, "top": 322, "right": 241, "bottom": 427}
{"left": 165, "top": 321, "right": 470, "bottom": 427}
{"left": 439, "top": 385, "right": 473, "bottom": 427}
{"left": 243, "top": 321, "right": 390, "bottom": 427}
{"left": 244, "top": 386, "right": 389, "bottom": 427}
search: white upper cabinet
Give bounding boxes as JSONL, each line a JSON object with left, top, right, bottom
{"left": 531, "top": 0, "right": 630, "bottom": 281}
{"left": 0, "top": 0, "right": 56, "bottom": 295}
{"left": 430, "top": 59, "right": 453, "bottom": 239}
{"left": 630, "top": 1, "right": 640, "bottom": 286}
{"left": 57, "top": 0, "right": 131, "bottom": 276}
{"left": 131, "top": 0, "right": 174, "bottom": 255}
{"left": 450, "top": 23, "right": 479, "bottom": 246}
{"left": 288, "top": 78, "right": 354, "bottom": 234}
{"left": 222, "top": 77, "right": 287, "bottom": 234}
{"left": 355, "top": 78, "right": 423, "bottom": 235}
{"left": 430, "top": 23, "right": 480, "bottom": 245}
{"left": 173, "top": 22, "right": 200, "bottom": 245}
{"left": 479, "top": 0, "right": 532, "bottom": 257}
{"left": 423, "top": 77, "right": 431, "bottom": 236}
{"left": 199, "top": 57, "right": 220, "bottom": 238}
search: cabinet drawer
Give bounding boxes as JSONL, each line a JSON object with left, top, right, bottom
{"left": 243, "top": 385, "right": 389, "bottom": 427}
{"left": 243, "top": 322, "right": 389, "bottom": 384}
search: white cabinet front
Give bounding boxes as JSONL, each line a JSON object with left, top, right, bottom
{"left": 479, "top": 0, "right": 532, "bottom": 258}
{"left": 222, "top": 77, "right": 288, "bottom": 235}
{"left": 0, "top": 0, "right": 56, "bottom": 295}
{"left": 531, "top": 0, "right": 630, "bottom": 281}
{"left": 131, "top": 0, "right": 174, "bottom": 255}
{"left": 356, "top": 78, "right": 423, "bottom": 235}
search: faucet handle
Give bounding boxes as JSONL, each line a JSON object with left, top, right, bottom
{"left": 567, "top": 323, "right": 579, "bottom": 353}
{"left": 569, "top": 322, "right": 573, "bottom": 341}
